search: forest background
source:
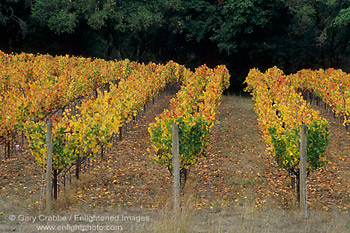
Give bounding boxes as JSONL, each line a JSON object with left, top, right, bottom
{"left": 1, "top": 0, "right": 350, "bottom": 91}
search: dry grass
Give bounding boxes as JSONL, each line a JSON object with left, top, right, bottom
{"left": 53, "top": 173, "right": 94, "bottom": 210}
{"left": 155, "top": 202, "right": 348, "bottom": 232}
{"left": 146, "top": 183, "right": 350, "bottom": 233}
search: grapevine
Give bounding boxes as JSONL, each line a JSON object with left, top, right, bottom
{"left": 244, "top": 67, "right": 329, "bottom": 199}
{"left": 148, "top": 65, "right": 230, "bottom": 188}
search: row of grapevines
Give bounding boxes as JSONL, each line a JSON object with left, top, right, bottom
{"left": 24, "top": 61, "right": 189, "bottom": 174}
{"left": 288, "top": 68, "right": 350, "bottom": 126}
{"left": 148, "top": 64, "right": 230, "bottom": 180}
{"left": 244, "top": 67, "right": 329, "bottom": 179}
{"left": 0, "top": 50, "right": 136, "bottom": 143}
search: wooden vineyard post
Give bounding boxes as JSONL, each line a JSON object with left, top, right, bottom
{"left": 45, "top": 119, "right": 53, "bottom": 213}
{"left": 172, "top": 123, "right": 180, "bottom": 213}
{"left": 300, "top": 124, "right": 307, "bottom": 219}
{"left": 76, "top": 150, "right": 80, "bottom": 180}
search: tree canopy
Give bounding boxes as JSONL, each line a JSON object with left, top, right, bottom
{"left": 0, "top": 0, "right": 349, "bottom": 91}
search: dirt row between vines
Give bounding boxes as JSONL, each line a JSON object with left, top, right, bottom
{"left": 1, "top": 94, "right": 350, "bottom": 232}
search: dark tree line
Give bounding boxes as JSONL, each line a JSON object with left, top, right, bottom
{"left": 1, "top": 0, "right": 350, "bottom": 91}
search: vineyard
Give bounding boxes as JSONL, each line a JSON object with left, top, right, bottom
{"left": 1, "top": 52, "right": 350, "bottom": 232}
{"left": 244, "top": 67, "right": 329, "bottom": 201}
{"left": 0, "top": 50, "right": 229, "bottom": 203}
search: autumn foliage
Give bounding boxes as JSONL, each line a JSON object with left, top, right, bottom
{"left": 148, "top": 64, "right": 230, "bottom": 184}
{"left": 288, "top": 68, "right": 350, "bottom": 126}
{"left": 24, "top": 60, "right": 187, "bottom": 173}
{"left": 0, "top": 50, "right": 136, "bottom": 144}
{"left": 1, "top": 49, "right": 230, "bottom": 186}
{"left": 244, "top": 67, "right": 329, "bottom": 184}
